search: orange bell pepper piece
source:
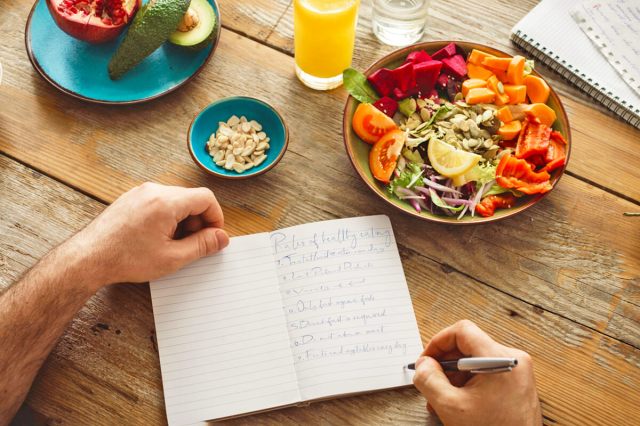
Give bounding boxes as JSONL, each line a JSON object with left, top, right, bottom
{"left": 515, "top": 116, "right": 551, "bottom": 160}
{"left": 475, "top": 193, "right": 517, "bottom": 217}
{"left": 496, "top": 154, "right": 552, "bottom": 195}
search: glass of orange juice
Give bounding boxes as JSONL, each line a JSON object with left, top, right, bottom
{"left": 294, "top": 0, "right": 360, "bottom": 90}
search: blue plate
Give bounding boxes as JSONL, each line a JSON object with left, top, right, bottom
{"left": 25, "top": 0, "right": 221, "bottom": 104}
{"left": 188, "top": 97, "right": 289, "bottom": 179}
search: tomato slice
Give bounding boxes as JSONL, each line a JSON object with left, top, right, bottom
{"left": 369, "top": 129, "right": 405, "bottom": 183}
{"left": 352, "top": 103, "right": 397, "bottom": 144}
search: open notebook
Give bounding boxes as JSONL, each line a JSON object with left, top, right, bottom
{"left": 150, "top": 215, "right": 423, "bottom": 425}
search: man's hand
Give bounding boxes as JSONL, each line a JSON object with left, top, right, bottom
{"left": 0, "top": 182, "right": 229, "bottom": 423}
{"left": 71, "top": 182, "right": 230, "bottom": 289}
{"left": 413, "top": 320, "right": 542, "bottom": 426}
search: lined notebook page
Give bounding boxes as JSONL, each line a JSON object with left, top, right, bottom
{"left": 270, "top": 215, "right": 422, "bottom": 401}
{"left": 150, "top": 234, "right": 300, "bottom": 426}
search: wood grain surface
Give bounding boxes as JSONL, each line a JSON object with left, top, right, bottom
{"left": 2, "top": 156, "right": 639, "bottom": 425}
{"left": 0, "top": 0, "right": 639, "bottom": 425}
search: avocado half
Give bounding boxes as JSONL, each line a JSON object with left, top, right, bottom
{"left": 168, "top": 0, "right": 216, "bottom": 51}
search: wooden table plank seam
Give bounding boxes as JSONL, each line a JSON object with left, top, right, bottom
{"left": 398, "top": 241, "right": 640, "bottom": 351}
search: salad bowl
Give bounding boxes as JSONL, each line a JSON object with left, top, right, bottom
{"left": 342, "top": 41, "right": 571, "bottom": 224}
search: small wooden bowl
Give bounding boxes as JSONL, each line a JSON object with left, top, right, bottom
{"left": 188, "top": 96, "right": 289, "bottom": 179}
{"left": 342, "top": 41, "right": 571, "bottom": 224}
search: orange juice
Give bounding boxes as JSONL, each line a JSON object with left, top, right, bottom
{"left": 294, "top": 0, "right": 360, "bottom": 90}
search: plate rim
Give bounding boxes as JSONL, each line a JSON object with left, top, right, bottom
{"left": 24, "top": 0, "right": 222, "bottom": 105}
{"left": 342, "top": 40, "right": 572, "bottom": 225}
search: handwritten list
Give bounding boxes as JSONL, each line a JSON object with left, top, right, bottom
{"left": 271, "top": 216, "right": 422, "bottom": 401}
{"left": 150, "top": 216, "right": 423, "bottom": 425}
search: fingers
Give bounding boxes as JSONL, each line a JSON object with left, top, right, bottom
{"left": 171, "top": 187, "right": 225, "bottom": 228}
{"left": 171, "top": 227, "right": 230, "bottom": 266}
{"left": 424, "top": 320, "right": 500, "bottom": 359}
{"left": 413, "top": 356, "right": 459, "bottom": 409}
{"left": 182, "top": 215, "right": 205, "bottom": 234}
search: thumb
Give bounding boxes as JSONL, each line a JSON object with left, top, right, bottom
{"left": 413, "top": 356, "right": 460, "bottom": 410}
{"left": 172, "top": 228, "right": 230, "bottom": 265}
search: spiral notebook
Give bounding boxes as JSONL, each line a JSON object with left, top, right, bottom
{"left": 149, "top": 215, "right": 423, "bottom": 425}
{"left": 511, "top": 0, "right": 640, "bottom": 129}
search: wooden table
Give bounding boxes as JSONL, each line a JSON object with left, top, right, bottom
{"left": 1, "top": 0, "right": 639, "bottom": 424}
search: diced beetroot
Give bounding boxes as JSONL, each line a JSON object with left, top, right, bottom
{"left": 392, "top": 62, "right": 416, "bottom": 92}
{"left": 373, "top": 96, "right": 398, "bottom": 117}
{"left": 392, "top": 87, "right": 408, "bottom": 100}
{"left": 367, "top": 68, "right": 396, "bottom": 97}
{"left": 418, "top": 89, "right": 440, "bottom": 101}
{"left": 391, "top": 86, "right": 419, "bottom": 100}
{"left": 406, "top": 50, "right": 432, "bottom": 64}
{"left": 436, "top": 73, "right": 449, "bottom": 89}
{"left": 413, "top": 60, "right": 442, "bottom": 94}
{"left": 431, "top": 42, "right": 458, "bottom": 60}
{"left": 441, "top": 54, "right": 468, "bottom": 80}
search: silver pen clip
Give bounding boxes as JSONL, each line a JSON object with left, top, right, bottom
{"left": 470, "top": 366, "right": 513, "bottom": 374}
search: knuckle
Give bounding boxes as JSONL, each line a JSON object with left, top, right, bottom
{"left": 456, "top": 319, "right": 476, "bottom": 330}
{"left": 139, "top": 181, "right": 156, "bottom": 191}
{"left": 413, "top": 369, "right": 427, "bottom": 385}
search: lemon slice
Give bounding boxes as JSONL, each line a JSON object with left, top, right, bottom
{"left": 428, "top": 138, "right": 482, "bottom": 178}
{"left": 451, "top": 165, "right": 483, "bottom": 186}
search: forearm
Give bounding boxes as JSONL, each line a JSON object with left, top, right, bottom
{"left": 0, "top": 234, "right": 105, "bottom": 423}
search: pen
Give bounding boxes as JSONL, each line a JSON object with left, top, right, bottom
{"left": 404, "top": 357, "right": 518, "bottom": 374}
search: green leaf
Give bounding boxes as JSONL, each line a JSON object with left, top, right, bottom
{"left": 343, "top": 68, "right": 379, "bottom": 104}
{"left": 388, "top": 162, "right": 423, "bottom": 196}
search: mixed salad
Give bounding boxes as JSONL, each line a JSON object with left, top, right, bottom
{"left": 344, "top": 43, "right": 568, "bottom": 219}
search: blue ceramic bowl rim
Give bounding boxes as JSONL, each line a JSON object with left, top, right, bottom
{"left": 187, "top": 96, "right": 289, "bottom": 179}
{"left": 23, "top": 0, "right": 222, "bottom": 105}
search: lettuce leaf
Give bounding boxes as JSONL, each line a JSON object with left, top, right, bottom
{"left": 389, "top": 162, "right": 423, "bottom": 196}
{"left": 343, "top": 68, "right": 379, "bottom": 104}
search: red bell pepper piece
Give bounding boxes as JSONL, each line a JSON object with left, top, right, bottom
{"left": 515, "top": 116, "right": 551, "bottom": 160}
{"left": 496, "top": 154, "right": 553, "bottom": 195}
{"left": 475, "top": 194, "right": 517, "bottom": 217}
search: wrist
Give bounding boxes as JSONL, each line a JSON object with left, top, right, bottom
{"left": 56, "top": 232, "right": 111, "bottom": 294}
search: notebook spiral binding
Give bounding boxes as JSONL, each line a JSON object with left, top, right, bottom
{"left": 511, "top": 30, "right": 640, "bottom": 130}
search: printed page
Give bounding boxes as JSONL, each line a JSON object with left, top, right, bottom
{"left": 150, "top": 234, "right": 301, "bottom": 426}
{"left": 270, "top": 215, "right": 423, "bottom": 401}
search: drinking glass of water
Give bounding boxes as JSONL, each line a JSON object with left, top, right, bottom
{"left": 371, "top": 0, "right": 430, "bottom": 46}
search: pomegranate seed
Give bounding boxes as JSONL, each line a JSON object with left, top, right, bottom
{"left": 102, "top": 17, "right": 112, "bottom": 24}
{"left": 69, "top": 6, "right": 78, "bottom": 13}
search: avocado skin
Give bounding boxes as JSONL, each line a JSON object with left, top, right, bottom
{"left": 108, "top": 0, "right": 191, "bottom": 80}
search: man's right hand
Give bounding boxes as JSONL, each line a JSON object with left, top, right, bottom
{"left": 413, "top": 320, "right": 542, "bottom": 426}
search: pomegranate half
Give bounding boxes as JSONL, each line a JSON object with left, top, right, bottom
{"left": 47, "top": 0, "right": 141, "bottom": 44}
